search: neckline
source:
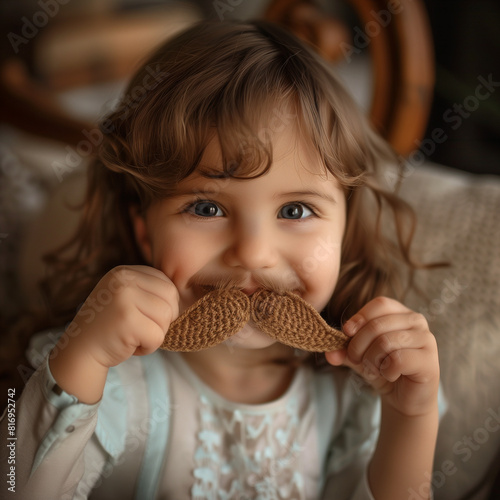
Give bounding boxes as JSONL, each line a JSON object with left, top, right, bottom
{"left": 163, "top": 350, "right": 308, "bottom": 412}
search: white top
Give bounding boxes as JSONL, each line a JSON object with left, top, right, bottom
{"left": 0, "top": 331, "right": 382, "bottom": 500}
{"left": 161, "top": 352, "right": 320, "bottom": 499}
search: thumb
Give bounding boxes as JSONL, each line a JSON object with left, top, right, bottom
{"left": 325, "top": 349, "right": 364, "bottom": 373}
{"left": 326, "top": 349, "right": 381, "bottom": 385}
{"left": 325, "top": 349, "right": 347, "bottom": 366}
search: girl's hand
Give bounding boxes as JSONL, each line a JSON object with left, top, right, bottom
{"left": 71, "top": 265, "right": 179, "bottom": 367}
{"left": 49, "top": 265, "right": 179, "bottom": 403}
{"left": 326, "top": 296, "right": 440, "bottom": 417}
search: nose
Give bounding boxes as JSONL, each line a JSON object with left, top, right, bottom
{"left": 223, "top": 219, "right": 279, "bottom": 271}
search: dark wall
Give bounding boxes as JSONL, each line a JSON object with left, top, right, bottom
{"left": 423, "top": 0, "right": 500, "bottom": 174}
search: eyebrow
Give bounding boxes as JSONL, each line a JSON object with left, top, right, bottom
{"left": 168, "top": 189, "right": 221, "bottom": 198}
{"left": 275, "top": 190, "right": 338, "bottom": 204}
{"left": 169, "top": 188, "right": 338, "bottom": 204}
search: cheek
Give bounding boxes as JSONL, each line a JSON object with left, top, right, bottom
{"left": 150, "top": 227, "right": 218, "bottom": 290}
{"left": 292, "top": 231, "right": 343, "bottom": 309}
{"left": 152, "top": 241, "right": 194, "bottom": 283}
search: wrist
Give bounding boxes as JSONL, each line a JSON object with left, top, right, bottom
{"left": 369, "top": 401, "right": 439, "bottom": 500}
{"left": 381, "top": 376, "right": 440, "bottom": 418}
{"left": 381, "top": 396, "right": 439, "bottom": 420}
{"left": 49, "top": 333, "right": 109, "bottom": 404}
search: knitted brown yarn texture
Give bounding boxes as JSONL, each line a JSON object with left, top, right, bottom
{"left": 251, "top": 290, "right": 350, "bottom": 352}
{"left": 160, "top": 289, "right": 250, "bottom": 352}
{"left": 161, "top": 288, "right": 350, "bottom": 352}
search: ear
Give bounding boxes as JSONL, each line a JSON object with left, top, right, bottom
{"left": 129, "top": 206, "right": 153, "bottom": 263}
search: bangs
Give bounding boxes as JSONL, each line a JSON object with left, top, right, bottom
{"left": 99, "top": 20, "right": 390, "bottom": 208}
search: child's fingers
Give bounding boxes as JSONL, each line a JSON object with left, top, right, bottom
{"left": 333, "top": 354, "right": 391, "bottom": 392}
{"left": 108, "top": 265, "right": 170, "bottom": 286}
{"left": 377, "top": 348, "right": 418, "bottom": 382}
{"left": 353, "top": 330, "right": 412, "bottom": 373}
{"left": 133, "top": 333, "right": 167, "bottom": 357}
{"left": 134, "top": 275, "right": 180, "bottom": 310}
{"left": 102, "top": 267, "right": 179, "bottom": 331}
{"left": 134, "top": 289, "right": 178, "bottom": 333}
{"left": 108, "top": 265, "right": 179, "bottom": 304}
{"left": 379, "top": 345, "right": 439, "bottom": 385}
{"left": 325, "top": 349, "right": 348, "bottom": 366}
{"left": 359, "top": 332, "right": 439, "bottom": 382}
{"left": 343, "top": 296, "right": 410, "bottom": 336}
{"left": 127, "top": 299, "right": 171, "bottom": 357}
{"left": 127, "top": 264, "right": 172, "bottom": 282}
{"left": 339, "top": 343, "right": 438, "bottom": 398}
{"left": 346, "top": 312, "right": 429, "bottom": 364}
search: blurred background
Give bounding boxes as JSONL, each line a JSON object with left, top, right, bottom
{"left": 423, "top": 0, "right": 500, "bottom": 175}
{"left": 0, "top": 3, "right": 499, "bottom": 498}
{"left": 0, "top": 0, "right": 499, "bottom": 173}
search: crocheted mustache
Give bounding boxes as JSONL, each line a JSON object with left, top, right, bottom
{"left": 160, "top": 289, "right": 350, "bottom": 352}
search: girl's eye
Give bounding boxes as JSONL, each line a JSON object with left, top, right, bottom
{"left": 189, "top": 201, "right": 224, "bottom": 217}
{"left": 278, "top": 203, "right": 314, "bottom": 220}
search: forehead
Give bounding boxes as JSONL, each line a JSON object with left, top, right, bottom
{"left": 201, "top": 121, "right": 330, "bottom": 179}
{"left": 178, "top": 123, "right": 342, "bottom": 198}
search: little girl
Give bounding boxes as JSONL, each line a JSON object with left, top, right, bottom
{"left": 1, "top": 20, "right": 441, "bottom": 500}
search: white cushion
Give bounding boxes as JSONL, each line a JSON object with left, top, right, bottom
{"left": 400, "top": 163, "right": 500, "bottom": 500}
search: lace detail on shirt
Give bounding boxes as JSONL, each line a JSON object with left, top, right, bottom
{"left": 192, "top": 393, "right": 306, "bottom": 500}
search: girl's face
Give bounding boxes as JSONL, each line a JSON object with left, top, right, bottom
{"left": 133, "top": 125, "right": 346, "bottom": 350}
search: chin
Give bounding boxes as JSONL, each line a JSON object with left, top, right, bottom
{"left": 223, "top": 323, "right": 278, "bottom": 350}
